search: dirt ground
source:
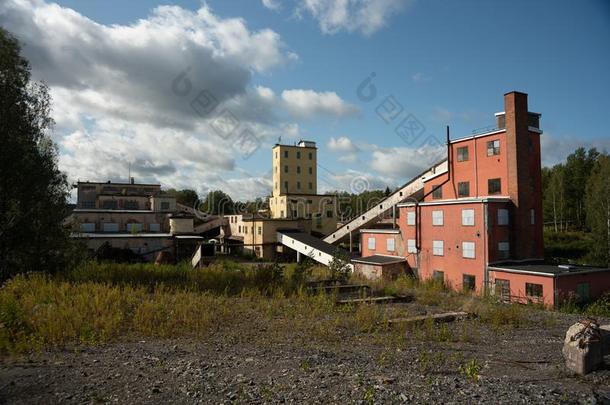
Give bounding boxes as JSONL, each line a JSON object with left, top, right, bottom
{"left": 1, "top": 305, "right": 609, "bottom": 404}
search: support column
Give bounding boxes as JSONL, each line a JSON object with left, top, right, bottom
{"left": 349, "top": 231, "right": 353, "bottom": 252}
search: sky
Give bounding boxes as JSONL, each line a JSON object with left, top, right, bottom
{"left": 1, "top": 0, "right": 609, "bottom": 201}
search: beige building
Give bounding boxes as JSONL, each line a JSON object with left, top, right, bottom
{"left": 224, "top": 140, "right": 338, "bottom": 259}
{"left": 69, "top": 179, "right": 200, "bottom": 261}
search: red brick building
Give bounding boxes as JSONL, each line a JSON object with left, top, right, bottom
{"left": 356, "top": 92, "right": 610, "bottom": 307}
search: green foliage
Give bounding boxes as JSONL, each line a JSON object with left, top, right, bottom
{"left": 544, "top": 230, "right": 594, "bottom": 264}
{"left": 327, "top": 249, "right": 351, "bottom": 282}
{"left": 459, "top": 359, "right": 481, "bottom": 382}
{"left": 0, "top": 28, "right": 80, "bottom": 281}
{"left": 200, "top": 190, "right": 236, "bottom": 215}
{"left": 585, "top": 154, "right": 610, "bottom": 267}
{"left": 328, "top": 189, "right": 387, "bottom": 221}
{"left": 164, "top": 188, "right": 199, "bottom": 208}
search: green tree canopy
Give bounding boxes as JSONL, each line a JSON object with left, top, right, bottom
{"left": 585, "top": 154, "right": 610, "bottom": 266}
{"left": 200, "top": 190, "right": 235, "bottom": 215}
{"left": 164, "top": 188, "right": 199, "bottom": 208}
{"left": 0, "top": 28, "right": 76, "bottom": 280}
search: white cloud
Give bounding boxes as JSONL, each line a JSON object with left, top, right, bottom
{"left": 261, "top": 0, "right": 282, "bottom": 11}
{"left": 281, "top": 89, "right": 360, "bottom": 119}
{"left": 540, "top": 133, "right": 610, "bottom": 167}
{"left": 297, "top": 0, "right": 411, "bottom": 35}
{"left": 368, "top": 145, "right": 445, "bottom": 180}
{"left": 0, "top": 0, "right": 357, "bottom": 200}
{"left": 327, "top": 136, "right": 359, "bottom": 152}
{"left": 411, "top": 72, "right": 431, "bottom": 82}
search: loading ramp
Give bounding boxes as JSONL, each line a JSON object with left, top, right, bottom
{"left": 277, "top": 230, "right": 353, "bottom": 270}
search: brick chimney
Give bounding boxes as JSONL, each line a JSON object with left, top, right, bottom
{"left": 504, "top": 91, "right": 544, "bottom": 260}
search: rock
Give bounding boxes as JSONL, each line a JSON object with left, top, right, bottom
{"left": 562, "top": 319, "right": 604, "bottom": 375}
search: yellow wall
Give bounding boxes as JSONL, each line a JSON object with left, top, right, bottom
{"left": 272, "top": 144, "right": 317, "bottom": 196}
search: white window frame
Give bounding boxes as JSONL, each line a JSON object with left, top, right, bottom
{"left": 461, "top": 209, "right": 475, "bottom": 226}
{"left": 432, "top": 210, "right": 444, "bottom": 226}
{"left": 368, "top": 237, "right": 376, "bottom": 250}
{"left": 462, "top": 241, "right": 476, "bottom": 259}
{"left": 386, "top": 238, "right": 395, "bottom": 252}
{"left": 407, "top": 211, "right": 415, "bottom": 226}
{"left": 498, "top": 209, "right": 509, "bottom": 226}
{"left": 407, "top": 239, "right": 417, "bottom": 253}
{"left": 432, "top": 240, "right": 444, "bottom": 256}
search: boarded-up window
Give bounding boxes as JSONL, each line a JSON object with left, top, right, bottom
{"left": 407, "top": 211, "right": 416, "bottom": 226}
{"left": 432, "top": 210, "right": 444, "bottom": 226}
{"left": 387, "top": 238, "right": 395, "bottom": 252}
{"left": 462, "top": 241, "right": 475, "bottom": 258}
{"left": 432, "top": 240, "right": 444, "bottom": 256}
{"left": 462, "top": 209, "right": 475, "bottom": 226}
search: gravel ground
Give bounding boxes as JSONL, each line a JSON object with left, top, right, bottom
{"left": 1, "top": 307, "right": 609, "bottom": 404}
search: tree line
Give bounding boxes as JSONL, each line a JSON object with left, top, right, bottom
{"left": 543, "top": 147, "right": 610, "bottom": 266}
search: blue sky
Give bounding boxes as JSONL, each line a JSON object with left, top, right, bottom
{"left": 2, "top": 0, "right": 609, "bottom": 200}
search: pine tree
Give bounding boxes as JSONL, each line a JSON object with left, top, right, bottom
{"left": 585, "top": 154, "right": 610, "bottom": 266}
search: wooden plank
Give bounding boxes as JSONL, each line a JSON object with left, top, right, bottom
{"left": 387, "top": 311, "right": 470, "bottom": 325}
{"left": 336, "top": 295, "right": 413, "bottom": 305}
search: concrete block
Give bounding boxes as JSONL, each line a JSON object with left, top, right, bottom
{"left": 562, "top": 320, "right": 604, "bottom": 375}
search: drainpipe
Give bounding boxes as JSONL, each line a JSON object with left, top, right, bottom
{"left": 483, "top": 202, "right": 489, "bottom": 295}
{"left": 474, "top": 135, "right": 479, "bottom": 197}
{"left": 392, "top": 205, "right": 396, "bottom": 229}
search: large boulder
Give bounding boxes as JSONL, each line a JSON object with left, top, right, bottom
{"left": 562, "top": 319, "right": 604, "bottom": 375}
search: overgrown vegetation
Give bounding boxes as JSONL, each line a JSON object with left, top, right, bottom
{"left": 0, "top": 261, "right": 562, "bottom": 354}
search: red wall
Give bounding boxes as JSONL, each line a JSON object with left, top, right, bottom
{"left": 490, "top": 270, "right": 554, "bottom": 307}
{"left": 555, "top": 272, "right": 610, "bottom": 304}
{"left": 423, "top": 131, "right": 509, "bottom": 202}
{"left": 359, "top": 231, "right": 403, "bottom": 258}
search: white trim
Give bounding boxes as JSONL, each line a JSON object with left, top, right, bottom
{"left": 450, "top": 129, "right": 505, "bottom": 144}
{"left": 352, "top": 254, "right": 406, "bottom": 265}
{"left": 359, "top": 228, "right": 401, "bottom": 234}
{"left": 528, "top": 126, "right": 543, "bottom": 134}
{"left": 397, "top": 196, "right": 511, "bottom": 207}
{"left": 72, "top": 233, "right": 173, "bottom": 238}
{"left": 488, "top": 266, "right": 554, "bottom": 277}
{"left": 421, "top": 169, "right": 449, "bottom": 182}
{"left": 494, "top": 111, "right": 505, "bottom": 116}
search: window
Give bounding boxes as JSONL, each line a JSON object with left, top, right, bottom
{"left": 530, "top": 209, "right": 535, "bottom": 225}
{"left": 463, "top": 274, "right": 476, "bottom": 291}
{"left": 284, "top": 150, "right": 288, "bottom": 158}
{"left": 297, "top": 181, "right": 301, "bottom": 190}
{"left": 432, "top": 185, "right": 442, "bottom": 199}
{"left": 238, "top": 225, "right": 242, "bottom": 233}
{"left": 308, "top": 167, "right": 313, "bottom": 174}
{"left": 275, "top": 182, "right": 278, "bottom": 190}
{"left": 326, "top": 210, "right": 333, "bottom": 218}
{"left": 160, "top": 201, "right": 170, "bottom": 211}
{"left": 384, "top": 238, "right": 395, "bottom": 252}
{"left": 457, "top": 146, "right": 469, "bottom": 162}
{"left": 488, "top": 178, "right": 501, "bottom": 195}
{"left": 297, "top": 151, "right": 301, "bottom": 159}
{"left": 462, "top": 209, "right": 475, "bottom": 226}
{"left": 257, "top": 226, "right": 262, "bottom": 235}
{"left": 244, "top": 227, "right": 247, "bottom": 234}
{"left": 284, "top": 165, "right": 288, "bottom": 173}
{"left": 308, "top": 152, "right": 313, "bottom": 160}
{"left": 462, "top": 241, "right": 475, "bottom": 259}
{"left": 458, "top": 181, "right": 470, "bottom": 197}
{"left": 407, "top": 211, "right": 416, "bottom": 226}
{"left": 432, "top": 240, "right": 444, "bottom": 256}
{"left": 497, "top": 208, "right": 509, "bottom": 225}
{"left": 407, "top": 239, "right": 417, "bottom": 253}
{"left": 275, "top": 151, "right": 278, "bottom": 159}
{"left": 525, "top": 283, "right": 543, "bottom": 298}
{"left": 149, "top": 223, "right": 160, "bottom": 232}
{"left": 494, "top": 279, "right": 510, "bottom": 300}
{"left": 487, "top": 139, "right": 500, "bottom": 156}
{"left": 297, "top": 166, "right": 301, "bottom": 174}
{"left": 125, "top": 200, "right": 139, "bottom": 210}
{"left": 284, "top": 181, "right": 288, "bottom": 190}
{"left": 292, "top": 210, "right": 297, "bottom": 218}
{"left": 432, "top": 271, "right": 444, "bottom": 283}
{"left": 432, "top": 210, "right": 444, "bottom": 226}
{"left": 368, "top": 237, "right": 376, "bottom": 250}
{"left": 81, "top": 223, "right": 95, "bottom": 232}
{"left": 498, "top": 242, "right": 510, "bottom": 259}
{"left": 308, "top": 182, "right": 313, "bottom": 190}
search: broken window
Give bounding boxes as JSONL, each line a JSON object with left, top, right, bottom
{"left": 488, "top": 178, "right": 501, "bottom": 195}
{"left": 407, "top": 239, "right": 417, "bottom": 253}
{"left": 458, "top": 181, "right": 470, "bottom": 197}
{"left": 432, "top": 185, "right": 443, "bottom": 199}
{"left": 432, "top": 270, "right": 444, "bottom": 283}
{"left": 457, "top": 146, "right": 469, "bottom": 162}
{"left": 525, "top": 283, "right": 543, "bottom": 297}
{"left": 463, "top": 274, "right": 476, "bottom": 291}
{"left": 487, "top": 139, "right": 500, "bottom": 156}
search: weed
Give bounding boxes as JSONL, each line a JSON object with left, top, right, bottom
{"left": 363, "top": 386, "right": 375, "bottom": 404}
{"left": 459, "top": 359, "right": 481, "bottom": 382}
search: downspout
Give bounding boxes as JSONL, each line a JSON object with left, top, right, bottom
{"left": 474, "top": 136, "right": 479, "bottom": 197}
{"left": 483, "top": 202, "right": 489, "bottom": 295}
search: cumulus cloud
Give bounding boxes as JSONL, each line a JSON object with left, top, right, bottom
{"left": 297, "top": 0, "right": 411, "bottom": 35}
{"left": 540, "top": 133, "right": 610, "bottom": 167}
{"left": 0, "top": 0, "right": 357, "bottom": 200}
{"left": 368, "top": 145, "right": 445, "bottom": 180}
{"left": 327, "top": 136, "right": 359, "bottom": 153}
{"left": 281, "top": 89, "right": 360, "bottom": 119}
